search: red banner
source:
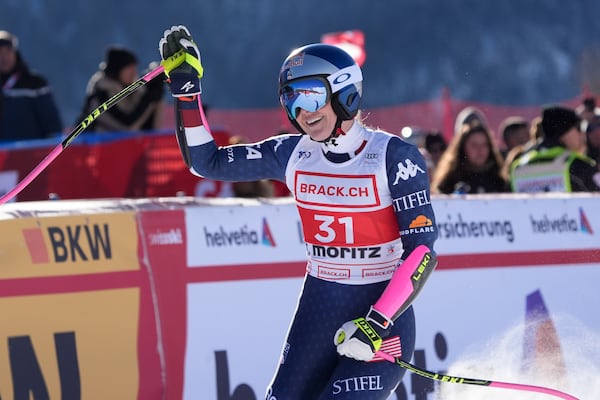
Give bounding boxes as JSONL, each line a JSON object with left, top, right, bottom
{"left": 0, "top": 129, "right": 237, "bottom": 202}
{"left": 0, "top": 95, "right": 583, "bottom": 203}
{"left": 321, "top": 30, "right": 367, "bottom": 67}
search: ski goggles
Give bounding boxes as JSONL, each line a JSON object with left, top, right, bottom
{"left": 279, "top": 77, "right": 331, "bottom": 119}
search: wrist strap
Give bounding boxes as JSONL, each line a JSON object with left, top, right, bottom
{"left": 366, "top": 306, "right": 394, "bottom": 331}
{"left": 161, "top": 50, "right": 204, "bottom": 78}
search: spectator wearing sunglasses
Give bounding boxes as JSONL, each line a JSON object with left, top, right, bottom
{"left": 159, "top": 25, "right": 438, "bottom": 400}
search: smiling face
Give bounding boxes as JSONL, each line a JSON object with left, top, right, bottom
{"left": 295, "top": 101, "right": 339, "bottom": 142}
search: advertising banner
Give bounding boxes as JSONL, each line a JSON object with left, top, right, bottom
{"left": 0, "top": 208, "right": 161, "bottom": 400}
{"left": 0, "top": 289, "right": 140, "bottom": 399}
{"left": 136, "top": 208, "right": 189, "bottom": 400}
{"left": 185, "top": 202, "right": 305, "bottom": 268}
{"left": 0, "top": 195, "right": 597, "bottom": 399}
{"left": 182, "top": 195, "right": 599, "bottom": 399}
{"left": 1, "top": 213, "right": 139, "bottom": 278}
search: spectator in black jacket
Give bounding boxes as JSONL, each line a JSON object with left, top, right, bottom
{"left": 0, "top": 30, "right": 63, "bottom": 141}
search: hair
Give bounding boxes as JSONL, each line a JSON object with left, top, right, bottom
{"left": 499, "top": 116, "right": 529, "bottom": 146}
{"left": 499, "top": 116, "right": 543, "bottom": 182}
{"left": 102, "top": 46, "right": 138, "bottom": 80}
{"left": 529, "top": 116, "right": 543, "bottom": 140}
{"left": 424, "top": 130, "right": 447, "bottom": 152}
{"left": 431, "top": 121, "right": 505, "bottom": 194}
{"left": 583, "top": 96, "right": 596, "bottom": 112}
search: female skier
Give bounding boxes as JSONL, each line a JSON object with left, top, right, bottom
{"left": 159, "top": 25, "right": 438, "bottom": 400}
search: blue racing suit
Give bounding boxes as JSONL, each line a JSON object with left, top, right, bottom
{"left": 181, "top": 113, "right": 438, "bottom": 399}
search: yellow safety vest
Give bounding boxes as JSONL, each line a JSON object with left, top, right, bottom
{"left": 510, "top": 147, "right": 593, "bottom": 192}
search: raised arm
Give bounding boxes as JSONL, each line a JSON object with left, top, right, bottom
{"left": 158, "top": 25, "right": 300, "bottom": 183}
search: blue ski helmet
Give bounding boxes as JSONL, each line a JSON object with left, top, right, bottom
{"left": 278, "top": 44, "right": 363, "bottom": 122}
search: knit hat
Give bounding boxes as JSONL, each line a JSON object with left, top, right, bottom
{"left": 0, "top": 30, "right": 18, "bottom": 49}
{"left": 101, "top": 46, "right": 138, "bottom": 78}
{"left": 541, "top": 106, "right": 580, "bottom": 141}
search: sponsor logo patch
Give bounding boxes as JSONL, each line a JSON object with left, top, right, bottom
{"left": 392, "top": 159, "right": 425, "bottom": 184}
{"left": 295, "top": 171, "right": 379, "bottom": 207}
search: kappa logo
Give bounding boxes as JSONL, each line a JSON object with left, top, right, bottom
{"left": 298, "top": 150, "right": 311, "bottom": 159}
{"left": 392, "top": 159, "right": 425, "bottom": 184}
{"left": 179, "top": 81, "right": 196, "bottom": 93}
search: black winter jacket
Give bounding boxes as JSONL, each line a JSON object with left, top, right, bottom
{"left": 0, "top": 53, "right": 63, "bottom": 141}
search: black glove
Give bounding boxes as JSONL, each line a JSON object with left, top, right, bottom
{"left": 158, "top": 25, "right": 203, "bottom": 97}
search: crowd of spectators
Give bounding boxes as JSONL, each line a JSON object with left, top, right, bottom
{"left": 0, "top": 30, "right": 165, "bottom": 141}
{"left": 423, "top": 100, "right": 600, "bottom": 193}
{"left": 1, "top": 29, "right": 599, "bottom": 197}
